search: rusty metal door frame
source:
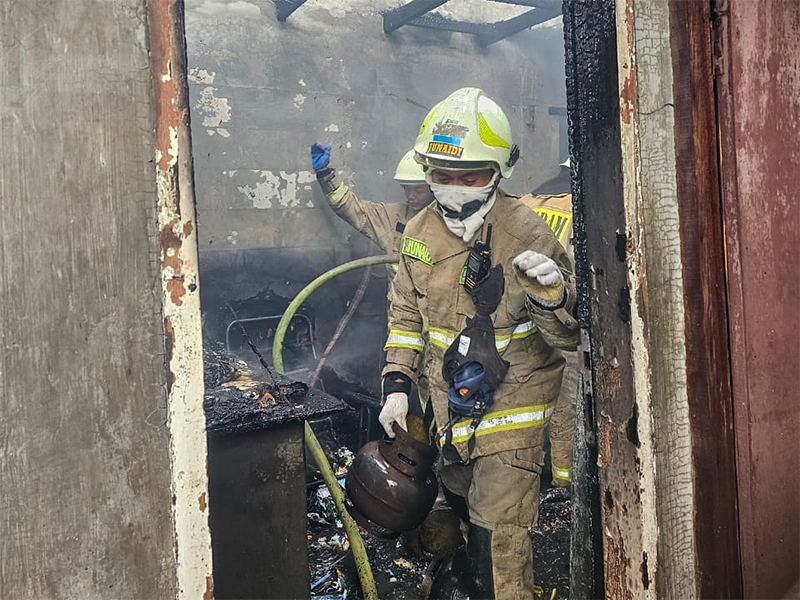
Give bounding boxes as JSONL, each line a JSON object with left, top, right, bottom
{"left": 147, "top": 1, "right": 215, "bottom": 597}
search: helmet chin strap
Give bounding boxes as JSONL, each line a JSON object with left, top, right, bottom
{"left": 441, "top": 199, "right": 484, "bottom": 220}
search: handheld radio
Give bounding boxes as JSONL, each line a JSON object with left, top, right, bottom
{"left": 464, "top": 224, "right": 493, "bottom": 292}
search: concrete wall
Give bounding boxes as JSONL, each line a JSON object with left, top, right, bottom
{"left": 0, "top": 0, "right": 190, "bottom": 596}
{"left": 185, "top": 0, "right": 567, "bottom": 385}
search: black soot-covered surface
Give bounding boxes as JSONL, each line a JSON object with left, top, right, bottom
{"left": 306, "top": 415, "right": 572, "bottom": 600}
{"left": 203, "top": 347, "right": 347, "bottom": 436}
{"left": 308, "top": 497, "right": 571, "bottom": 599}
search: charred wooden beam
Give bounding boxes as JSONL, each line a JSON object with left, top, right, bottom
{"left": 383, "top": 0, "right": 450, "bottom": 35}
{"left": 477, "top": 6, "right": 563, "bottom": 46}
{"left": 562, "top": 0, "right": 614, "bottom": 596}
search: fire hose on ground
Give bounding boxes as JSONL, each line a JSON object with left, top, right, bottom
{"left": 272, "top": 254, "right": 399, "bottom": 600}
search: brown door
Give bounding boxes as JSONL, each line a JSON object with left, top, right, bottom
{"left": 714, "top": 2, "right": 800, "bottom": 597}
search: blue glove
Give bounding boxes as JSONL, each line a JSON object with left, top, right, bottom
{"left": 310, "top": 143, "right": 331, "bottom": 173}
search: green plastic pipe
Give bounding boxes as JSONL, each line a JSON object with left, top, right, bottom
{"left": 272, "top": 254, "right": 398, "bottom": 600}
{"left": 272, "top": 254, "right": 399, "bottom": 373}
{"left": 305, "top": 420, "right": 378, "bottom": 600}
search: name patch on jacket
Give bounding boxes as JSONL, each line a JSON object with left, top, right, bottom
{"left": 401, "top": 236, "right": 432, "bottom": 265}
{"left": 533, "top": 207, "right": 572, "bottom": 242}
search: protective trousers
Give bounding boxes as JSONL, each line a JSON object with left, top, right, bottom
{"left": 547, "top": 350, "right": 578, "bottom": 486}
{"left": 439, "top": 447, "right": 543, "bottom": 600}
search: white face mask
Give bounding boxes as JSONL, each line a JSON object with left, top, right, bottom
{"left": 427, "top": 173, "right": 499, "bottom": 219}
{"left": 427, "top": 172, "right": 500, "bottom": 243}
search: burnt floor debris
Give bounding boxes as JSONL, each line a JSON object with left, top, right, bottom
{"left": 203, "top": 347, "right": 571, "bottom": 599}
{"left": 306, "top": 417, "right": 572, "bottom": 600}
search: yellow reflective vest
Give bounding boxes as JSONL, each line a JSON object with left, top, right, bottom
{"left": 383, "top": 191, "right": 579, "bottom": 459}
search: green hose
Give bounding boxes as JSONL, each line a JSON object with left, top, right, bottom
{"left": 305, "top": 421, "right": 377, "bottom": 600}
{"left": 272, "top": 254, "right": 399, "bottom": 373}
{"left": 273, "top": 254, "right": 398, "bottom": 600}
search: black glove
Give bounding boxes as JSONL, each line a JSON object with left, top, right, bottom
{"left": 382, "top": 372, "right": 412, "bottom": 398}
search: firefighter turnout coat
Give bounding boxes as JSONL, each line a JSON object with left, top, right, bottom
{"left": 383, "top": 190, "right": 580, "bottom": 460}
{"left": 328, "top": 185, "right": 415, "bottom": 278}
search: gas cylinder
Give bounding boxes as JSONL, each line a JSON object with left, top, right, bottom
{"left": 344, "top": 423, "right": 438, "bottom": 537}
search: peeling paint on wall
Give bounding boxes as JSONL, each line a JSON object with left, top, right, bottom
{"left": 195, "top": 85, "right": 231, "bottom": 136}
{"left": 188, "top": 67, "right": 215, "bottom": 84}
{"left": 228, "top": 169, "right": 317, "bottom": 208}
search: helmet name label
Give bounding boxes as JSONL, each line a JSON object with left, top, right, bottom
{"left": 426, "top": 141, "right": 464, "bottom": 159}
{"left": 401, "top": 236, "right": 432, "bottom": 265}
{"left": 415, "top": 88, "right": 516, "bottom": 178}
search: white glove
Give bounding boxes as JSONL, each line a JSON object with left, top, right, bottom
{"left": 379, "top": 392, "right": 409, "bottom": 438}
{"left": 513, "top": 251, "right": 564, "bottom": 286}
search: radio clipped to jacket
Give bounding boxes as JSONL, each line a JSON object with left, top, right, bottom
{"left": 464, "top": 224, "right": 493, "bottom": 292}
{"left": 442, "top": 240, "right": 510, "bottom": 463}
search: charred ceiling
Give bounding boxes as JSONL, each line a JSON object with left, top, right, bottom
{"left": 272, "top": 0, "right": 563, "bottom": 46}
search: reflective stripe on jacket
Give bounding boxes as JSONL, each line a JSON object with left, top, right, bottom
{"left": 388, "top": 321, "right": 537, "bottom": 353}
{"left": 439, "top": 403, "right": 558, "bottom": 446}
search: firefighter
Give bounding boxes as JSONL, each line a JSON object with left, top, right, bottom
{"left": 310, "top": 145, "right": 434, "bottom": 273}
{"left": 310, "top": 146, "right": 435, "bottom": 410}
{"left": 376, "top": 88, "right": 579, "bottom": 599}
{"left": 520, "top": 159, "right": 578, "bottom": 491}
